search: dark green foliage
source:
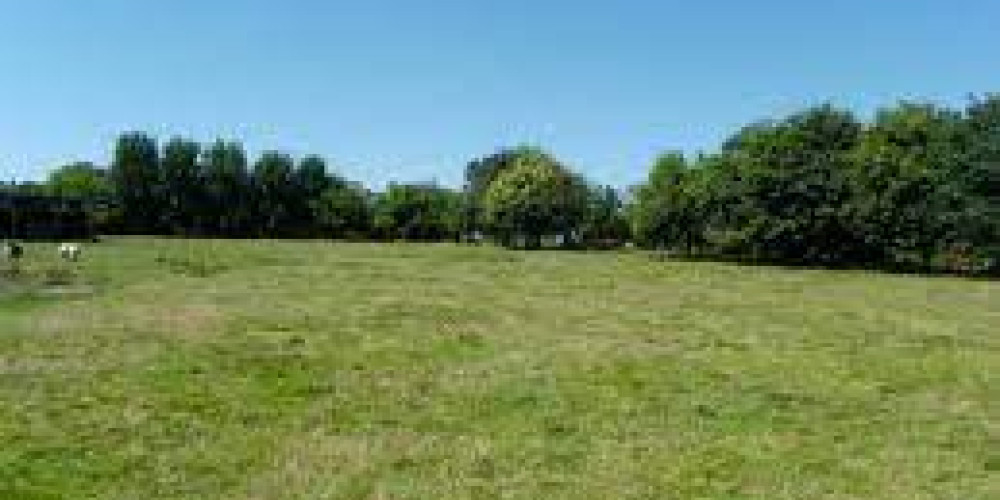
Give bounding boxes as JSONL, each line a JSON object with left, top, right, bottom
{"left": 630, "top": 100, "right": 999, "bottom": 275}
{"left": 315, "top": 182, "right": 371, "bottom": 238}
{"left": 0, "top": 193, "right": 93, "bottom": 240}
{"left": 374, "top": 183, "right": 463, "bottom": 241}
{"left": 160, "top": 137, "right": 203, "bottom": 235}
{"left": 102, "top": 134, "right": 372, "bottom": 240}
{"left": 251, "top": 151, "right": 298, "bottom": 237}
{"left": 961, "top": 95, "right": 1000, "bottom": 268}
{"left": 11, "top": 93, "right": 1000, "bottom": 273}
{"left": 201, "top": 140, "right": 252, "bottom": 237}
{"left": 110, "top": 132, "right": 160, "bottom": 233}
{"left": 580, "top": 185, "right": 630, "bottom": 246}
{"left": 721, "top": 105, "right": 864, "bottom": 264}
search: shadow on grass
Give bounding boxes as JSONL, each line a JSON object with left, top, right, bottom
{"left": 0, "top": 268, "right": 97, "bottom": 312}
{"left": 646, "top": 251, "right": 999, "bottom": 281}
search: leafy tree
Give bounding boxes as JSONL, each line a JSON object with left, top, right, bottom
{"left": 633, "top": 100, "right": 996, "bottom": 274}
{"left": 315, "top": 182, "right": 371, "bottom": 238}
{"left": 45, "top": 162, "right": 117, "bottom": 233}
{"left": 721, "top": 105, "right": 864, "bottom": 263}
{"left": 291, "top": 155, "right": 334, "bottom": 236}
{"left": 374, "top": 183, "right": 462, "bottom": 241}
{"left": 481, "top": 149, "right": 588, "bottom": 248}
{"left": 961, "top": 94, "right": 1000, "bottom": 271}
{"left": 848, "top": 102, "right": 967, "bottom": 268}
{"left": 463, "top": 146, "right": 551, "bottom": 233}
{"left": 581, "top": 185, "right": 630, "bottom": 246}
{"left": 251, "top": 151, "right": 297, "bottom": 237}
{"left": 630, "top": 152, "right": 695, "bottom": 251}
{"left": 46, "top": 162, "right": 113, "bottom": 199}
{"left": 296, "top": 155, "right": 334, "bottom": 198}
{"left": 160, "top": 137, "right": 203, "bottom": 235}
{"left": 110, "top": 132, "right": 160, "bottom": 233}
{"left": 202, "top": 140, "right": 251, "bottom": 236}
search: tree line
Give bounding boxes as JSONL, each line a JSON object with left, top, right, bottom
{"left": 2, "top": 95, "right": 997, "bottom": 275}
{"left": 630, "top": 97, "right": 997, "bottom": 274}
{"left": 2, "top": 137, "right": 629, "bottom": 246}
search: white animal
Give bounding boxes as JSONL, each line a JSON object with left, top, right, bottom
{"left": 58, "top": 243, "right": 81, "bottom": 262}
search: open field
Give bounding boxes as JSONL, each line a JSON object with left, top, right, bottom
{"left": 0, "top": 238, "right": 997, "bottom": 499}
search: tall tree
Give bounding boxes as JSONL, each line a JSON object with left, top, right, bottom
{"left": 202, "top": 140, "right": 251, "bottom": 236}
{"left": 481, "top": 149, "right": 588, "bottom": 248}
{"left": 110, "top": 132, "right": 160, "bottom": 233}
{"left": 629, "top": 152, "right": 699, "bottom": 251}
{"left": 848, "top": 102, "right": 966, "bottom": 268}
{"left": 722, "top": 105, "right": 864, "bottom": 263}
{"left": 160, "top": 137, "right": 203, "bottom": 235}
{"left": 961, "top": 94, "right": 1000, "bottom": 269}
{"left": 581, "top": 185, "right": 630, "bottom": 246}
{"left": 315, "top": 182, "right": 372, "bottom": 238}
{"left": 291, "top": 155, "right": 333, "bottom": 236}
{"left": 373, "top": 183, "right": 463, "bottom": 241}
{"left": 463, "top": 146, "right": 549, "bottom": 233}
{"left": 251, "top": 151, "right": 296, "bottom": 237}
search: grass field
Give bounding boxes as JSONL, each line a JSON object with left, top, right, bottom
{"left": 0, "top": 238, "right": 996, "bottom": 499}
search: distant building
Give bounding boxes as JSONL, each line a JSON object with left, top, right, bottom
{"left": 0, "top": 192, "right": 94, "bottom": 240}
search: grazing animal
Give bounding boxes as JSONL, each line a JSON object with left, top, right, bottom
{"left": 3, "top": 241, "right": 23, "bottom": 261}
{"left": 3, "top": 241, "right": 24, "bottom": 274}
{"left": 59, "top": 243, "right": 82, "bottom": 262}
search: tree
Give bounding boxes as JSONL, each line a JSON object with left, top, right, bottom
{"left": 202, "top": 140, "right": 251, "bottom": 236}
{"left": 291, "top": 155, "right": 334, "bottom": 236}
{"left": 251, "top": 151, "right": 296, "bottom": 237}
{"left": 629, "top": 152, "right": 696, "bottom": 251}
{"left": 463, "top": 146, "right": 551, "bottom": 234}
{"left": 45, "top": 162, "right": 117, "bottom": 234}
{"left": 581, "top": 185, "right": 630, "bottom": 246}
{"left": 46, "top": 162, "right": 113, "bottom": 199}
{"left": 160, "top": 137, "right": 203, "bottom": 235}
{"left": 315, "top": 182, "right": 371, "bottom": 238}
{"left": 960, "top": 94, "right": 1000, "bottom": 272}
{"left": 721, "top": 105, "right": 864, "bottom": 263}
{"left": 373, "top": 183, "right": 462, "bottom": 241}
{"left": 847, "top": 102, "right": 967, "bottom": 268}
{"left": 110, "top": 132, "right": 160, "bottom": 233}
{"left": 481, "top": 149, "right": 588, "bottom": 248}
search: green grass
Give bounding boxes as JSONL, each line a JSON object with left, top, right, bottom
{"left": 0, "top": 238, "right": 996, "bottom": 499}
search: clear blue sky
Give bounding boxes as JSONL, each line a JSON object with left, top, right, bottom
{"left": 2, "top": 1, "right": 998, "bottom": 189}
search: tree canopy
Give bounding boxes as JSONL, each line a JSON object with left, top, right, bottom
{"left": 4, "top": 94, "right": 997, "bottom": 275}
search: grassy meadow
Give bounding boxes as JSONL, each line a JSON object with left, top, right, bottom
{"left": 0, "top": 238, "right": 997, "bottom": 499}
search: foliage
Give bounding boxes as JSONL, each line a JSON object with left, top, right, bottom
{"left": 629, "top": 100, "right": 999, "bottom": 275}
{"left": 110, "top": 132, "right": 160, "bottom": 233}
{"left": 6, "top": 94, "right": 999, "bottom": 272}
{"left": 251, "top": 151, "right": 298, "bottom": 237}
{"left": 201, "top": 140, "right": 252, "bottom": 236}
{"left": 160, "top": 137, "right": 203, "bottom": 234}
{"left": 481, "top": 149, "right": 588, "bottom": 248}
{"left": 373, "top": 183, "right": 463, "bottom": 240}
{"left": 580, "top": 185, "right": 630, "bottom": 246}
{"left": 463, "top": 146, "right": 555, "bottom": 233}
{"left": 315, "top": 182, "right": 371, "bottom": 238}
{"left": 45, "top": 162, "right": 113, "bottom": 200}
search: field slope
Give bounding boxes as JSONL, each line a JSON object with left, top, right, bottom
{"left": 1, "top": 239, "right": 997, "bottom": 499}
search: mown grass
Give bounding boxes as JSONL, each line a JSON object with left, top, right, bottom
{"left": 0, "top": 238, "right": 996, "bottom": 499}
